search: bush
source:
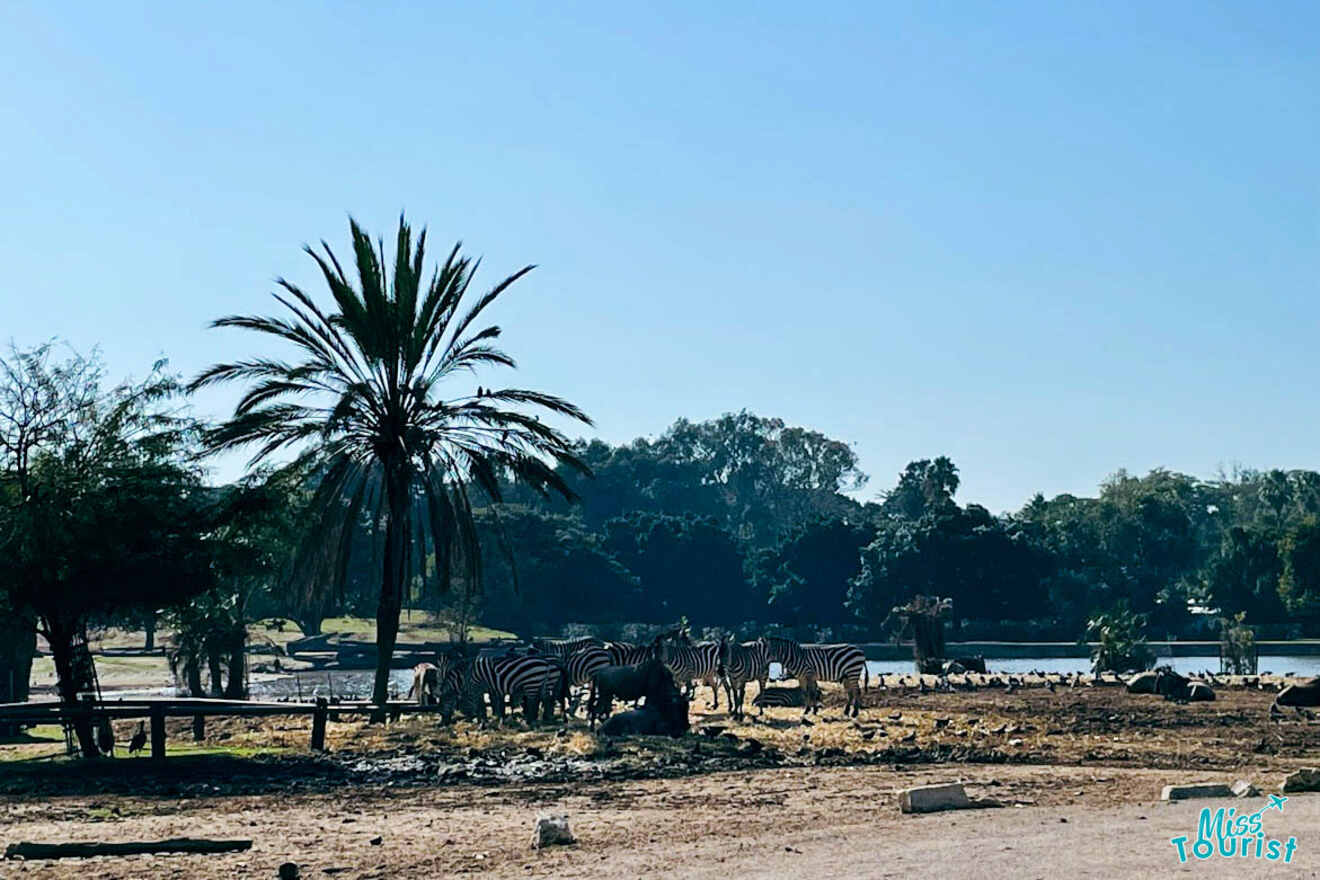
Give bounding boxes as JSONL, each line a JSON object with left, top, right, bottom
{"left": 1086, "top": 602, "right": 1154, "bottom": 674}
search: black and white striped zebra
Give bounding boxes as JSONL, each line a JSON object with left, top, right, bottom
{"left": 666, "top": 639, "right": 722, "bottom": 709}
{"left": 604, "top": 640, "right": 663, "bottom": 667}
{"left": 763, "top": 636, "right": 869, "bottom": 716}
{"left": 750, "top": 683, "right": 820, "bottom": 714}
{"left": 718, "top": 638, "right": 770, "bottom": 718}
{"left": 452, "top": 653, "right": 567, "bottom": 725}
{"left": 559, "top": 646, "right": 612, "bottom": 713}
{"left": 531, "top": 636, "right": 603, "bottom": 659}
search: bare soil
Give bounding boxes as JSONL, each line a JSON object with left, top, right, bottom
{"left": 3, "top": 679, "right": 1319, "bottom": 877}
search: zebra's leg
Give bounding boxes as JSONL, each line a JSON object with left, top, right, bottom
{"left": 707, "top": 675, "right": 720, "bottom": 710}
{"left": 845, "top": 679, "right": 861, "bottom": 717}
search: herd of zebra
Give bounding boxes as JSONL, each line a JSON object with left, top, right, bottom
{"left": 406, "top": 633, "right": 871, "bottom": 727}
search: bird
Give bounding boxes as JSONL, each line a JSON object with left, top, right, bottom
{"left": 888, "top": 711, "right": 902, "bottom": 721}
{"left": 96, "top": 717, "right": 115, "bottom": 757}
{"left": 933, "top": 717, "right": 951, "bottom": 729}
{"left": 860, "top": 729, "right": 877, "bottom": 741}
{"left": 127, "top": 721, "right": 147, "bottom": 755}
{"left": 899, "top": 732, "right": 916, "bottom": 743}
{"left": 1046, "top": 680, "right": 1056, "bottom": 693}
{"left": 801, "top": 717, "right": 815, "bottom": 727}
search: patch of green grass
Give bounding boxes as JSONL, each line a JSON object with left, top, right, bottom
{"left": 315, "top": 615, "right": 514, "bottom": 643}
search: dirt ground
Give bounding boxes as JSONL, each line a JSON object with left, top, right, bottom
{"left": 2, "top": 765, "right": 1317, "bottom": 878}
{"left": 4, "top": 678, "right": 1320, "bottom": 878}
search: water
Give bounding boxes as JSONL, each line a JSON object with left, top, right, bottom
{"left": 118, "top": 656, "right": 1320, "bottom": 701}
{"left": 861, "top": 656, "right": 1320, "bottom": 678}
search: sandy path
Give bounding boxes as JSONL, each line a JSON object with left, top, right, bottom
{"left": 2, "top": 764, "right": 1314, "bottom": 879}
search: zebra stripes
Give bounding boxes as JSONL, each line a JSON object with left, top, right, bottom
{"left": 718, "top": 639, "right": 770, "bottom": 718}
{"left": 665, "top": 640, "right": 722, "bottom": 709}
{"left": 764, "top": 636, "right": 869, "bottom": 716}
{"left": 531, "top": 636, "right": 603, "bottom": 659}
{"left": 751, "top": 684, "right": 819, "bottom": 713}
{"left": 604, "top": 641, "right": 658, "bottom": 667}
{"left": 452, "top": 653, "right": 566, "bottom": 724}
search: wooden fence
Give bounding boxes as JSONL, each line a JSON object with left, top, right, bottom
{"left": 0, "top": 697, "right": 448, "bottom": 759}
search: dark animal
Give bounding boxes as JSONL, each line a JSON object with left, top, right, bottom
{"left": 764, "top": 636, "right": 869, "bottom": 717}
{"left": 597, "top": 674, "right": 689, "bottom": 737}
{"left": 719, "top": 637, "right": 771, "bottom": 718}
{"left": 127, "top": 721, "right": 147, "bottom": 755}
{"left": 96, "top": 716, "right": 115, "bottom": 756}
{"left": 1273, "top": 677, "right": 1320, "bottom": 714}
{"left": 943, "top": 656, "right": 987, "bottom": 675}
{"left": 586, "top": 658, "right": 675, "bottom": 729}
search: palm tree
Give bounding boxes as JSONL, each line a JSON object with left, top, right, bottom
{"left": 192, "top": 216, "right": 592, "bottom": 716}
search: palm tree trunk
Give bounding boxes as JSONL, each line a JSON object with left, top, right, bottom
{"left": 370, "top": 469, "right": 410, "bottom": 721}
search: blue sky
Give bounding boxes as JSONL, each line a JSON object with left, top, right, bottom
{"left": 2, "top": 2, "right": 1316, "bottom": 511}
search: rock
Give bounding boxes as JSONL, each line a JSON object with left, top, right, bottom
{"left": 369, "top": 836, "right": 383, "bottom": 846}
{"left": 1282, "top": 767, "right": 1320, "bottom": 793}
{"left": 532, "top": 814, "right": 575, "bottom": 849}
{"left": 1161, "top": 783, "right": 1234, "bottom": 801}
{"left": 278, "top": 863, "right": 300, "bottom": 880}
{"left": 1232, "top": 780, "right": 1260, "bottom": 798}
{"left": 899, "top": 782, "right": 973, "bottom": 814}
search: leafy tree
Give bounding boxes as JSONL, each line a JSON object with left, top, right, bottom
{"left": 879, "top": 456, "right": 960, "bottom": 520}
{"left": 192, "top": 217, "right": 591, "bottom": 716}
{"left": 0, "top": 345, "right": 236, "bottom": 756}
{"left": 1279, "top": 518, "right": 1320, "bottom": 625}
{"left": 758, "top": 516, "right": 872, "bottom": 627}
{"left": 476, "top": 506, "right": 640, "bottom": 634}
{"left": 1086, "top": 601, "right": 1153, "bottom": 674}
{"left": 602, "top": 512, "right": 752, "bottom": 625}
{"left": 1200, "top": 526, "right": 1286, "bottom": 623}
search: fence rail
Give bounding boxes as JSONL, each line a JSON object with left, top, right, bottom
{"left": 0, "top": 697, "right": 448, "bottom": 759}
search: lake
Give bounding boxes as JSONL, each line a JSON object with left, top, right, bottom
{"left": 240, "top": 655, "right": 1320, "bottom": 701}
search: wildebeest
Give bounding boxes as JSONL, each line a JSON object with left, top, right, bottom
{"left": 1273, "top": 677, "right": 1320, "bottom": 714}
{"left": 586, "top": 658, "right": 675, "bottom": 729}
{"left": 597, "top": 675, "right": 689, "bottom": 737}
{"left": 1125, "top": 670, "right": 1161, "bottom": 694}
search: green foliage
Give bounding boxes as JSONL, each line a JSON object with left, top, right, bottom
{"left": 1086, "top": 602, "right": 1154, "bottom": 674}
{"left": 192, "top": 217, "right": 591, "bottom": 709}
{"left": 1279, "top": 518, "right": 1320, "bottom": 622}
{"left": 1218, "top": 612, "right": 1257, "bottom": 675}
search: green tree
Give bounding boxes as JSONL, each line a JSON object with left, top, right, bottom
{"left": 192, "top": 217, "right": 591, "bottom": 716}
{"left": 0, "top": 345, "right": 233, "bottom": 756}
{"left": 1279, "top": 518, "right": 1320, "bottom": 626}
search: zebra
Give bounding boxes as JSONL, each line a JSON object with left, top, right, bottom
{"left": 718, "top": 637, "right": 770, "bottom": 718}
{"left": 450, "top": 654, "right": 567, "bottom": 725}
{"left": 560, "top": 646, "right": 613, "bottom": 714}
{"left": 763, "top": 636, "right": 869, "bottom": 717}
{"left": 665, "top": 639, "right": 722, "bottom": 709}
{"left": 531, "top": 636, "right": 604, "bottom": 659}
{"left": 604, "top": 641, "right": 658, "bottom": 666}
{"left": 750, "top": 683, "right": 821, "bottom": 715}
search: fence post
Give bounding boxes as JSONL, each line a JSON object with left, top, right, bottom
{"left": 311, "top": 697, "right": 328, "bottom": 751}
{"left": 150, "top": 704, "right": 166, "bottom": 762}
{"left": 192, "top": 713, "right": 205, "bottom": 742}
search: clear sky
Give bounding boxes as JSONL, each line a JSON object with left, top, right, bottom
{"left": 2, "top": 2, "right": 1317, "bottom": 512}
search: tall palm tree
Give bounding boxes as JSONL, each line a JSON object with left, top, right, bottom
{"left": 192, "top": 217, "right": 592, "bottom": 715}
